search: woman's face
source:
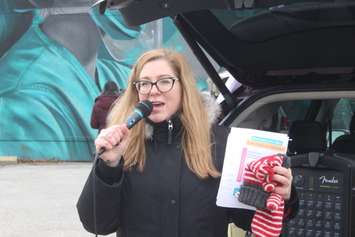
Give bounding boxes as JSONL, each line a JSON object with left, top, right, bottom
{"left": 137, "top": 58, "right": 182, "bottom": 123}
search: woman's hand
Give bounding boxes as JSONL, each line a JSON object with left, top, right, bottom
{"left": 95, "top": 124, "right": 129, "bottom": 167}
{"left": 272, "top": 166, "right": 293, "bottom": 200}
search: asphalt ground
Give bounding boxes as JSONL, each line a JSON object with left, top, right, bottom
{"left": 0, "top": 162, "right": 245, "bottom": 237}
{"left": 0, "top": 162, "right": 116, "bottom": 237}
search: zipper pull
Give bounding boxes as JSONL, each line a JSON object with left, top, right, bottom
{"left": 168, "top": 120, "right": 173, "bottom": 144}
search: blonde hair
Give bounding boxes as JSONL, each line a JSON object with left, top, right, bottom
{"left": 108, "top": 48, "right": 220, "bottom": 179}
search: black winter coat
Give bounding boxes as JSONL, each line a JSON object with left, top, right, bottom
{"left": 77, "top": 117, "right": 297, "bottom": 237}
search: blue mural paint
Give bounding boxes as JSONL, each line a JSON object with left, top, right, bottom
{"left": 0, "top": 8, "right": 208, "bottom": 161}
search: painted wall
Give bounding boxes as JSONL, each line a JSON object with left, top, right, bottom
{"left": 0, "top": 3, "right": 209, "bottom": 161}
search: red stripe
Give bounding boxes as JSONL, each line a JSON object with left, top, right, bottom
{"left": 252, "top": 218, "right": 283, "bottom": 230}
{"left": 252, "top": 223, "right": 282, "bottom": 237}
{"left": 254, "top": 209, "right": 284, "bottom": 220}
{"left": 243, "top": 154, "right": 287, "bottom": 237}
{"left": 254, "top": 213, "right": 284, "bottom": 225}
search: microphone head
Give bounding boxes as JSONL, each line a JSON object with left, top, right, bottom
{"left": 126, "top": 100, "right": 153, "bottom": 129}
{"left": 136, "top": 100, "right": 153, "bottom": 118}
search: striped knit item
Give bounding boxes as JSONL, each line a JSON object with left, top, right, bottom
{"left": 243, "top": 154, "right": 285, "bottom": 237}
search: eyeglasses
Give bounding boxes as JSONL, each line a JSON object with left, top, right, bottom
{"left": 133, "top": 77, "right": 179, "bottom": 95}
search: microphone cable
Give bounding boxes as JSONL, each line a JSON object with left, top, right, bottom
{"left": 92, "top": 152, "right": 100, "bottom": 237}
{"left": 92, "top": 148, "right": 107, "bottom": 236}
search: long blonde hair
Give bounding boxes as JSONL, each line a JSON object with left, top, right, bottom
{"left": 107, "top": 49, "right": 220, "bottom": 179}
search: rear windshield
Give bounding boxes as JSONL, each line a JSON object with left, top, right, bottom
{"left": 212, "top": 1, "right": 355, "bottom": 39}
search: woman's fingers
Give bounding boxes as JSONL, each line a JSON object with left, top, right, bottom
{"left": 273, "top": 166, "right": 292, "bottom": 179}
{"left": 94, "top": 125, "right": 129, "bottom": 167}
{"left": 274, "top": 186, "right": 291, "bottom": 200}
{"left": 95, "top": 125, "right": 129, "bottom": 152}
{"left": 272, "top": 166, "right": 293, "bottom": 200}
{"left": 96, "top": 137, "right": 113, "bottom": 150}
{"left": 273, "top": 173, "right": 289, "bottom": 186}
{"left": 273, "top": 167, "right": 292, "bottom": 184}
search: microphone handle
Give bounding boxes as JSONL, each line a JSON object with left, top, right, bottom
{"left": 97, "top": 147, "right": 106, "bottom": 156}
{"left": 126, "top": 109, "right": 143, "bottom": 129}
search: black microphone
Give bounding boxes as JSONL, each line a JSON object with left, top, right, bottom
{"left": 97, "top": 100, "right": 152, "bottom": 156}
{"left": 126, "top": 100, "right": 153, "bottom": 129}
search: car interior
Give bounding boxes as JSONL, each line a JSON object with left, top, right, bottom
{"left": 230, "top": 92, "right": 355, "bottom": 154}
{"left": 226, "top": 91, "right": 355, "bottom": 236}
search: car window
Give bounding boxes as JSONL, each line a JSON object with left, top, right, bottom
{"left": 237, "top": 98, "right": 355, "bottom": 149}
{"left": 332, "top": 98, "right": 354, "bottom": 131}
{"left": 331, "top": 98, "right": 355, "bottom": 142}
{"left": 237, "top": 100, "right": 312, "bottom": 133}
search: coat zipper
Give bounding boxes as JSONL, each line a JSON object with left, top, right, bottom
{"left": 168, "top": 119, "right": 173, "bottom": 144}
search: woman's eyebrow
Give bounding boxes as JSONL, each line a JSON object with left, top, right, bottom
{"left": 138, "top": 77, "right": 151, "bottom": 80}
{"left": 158, "top": 74, "right": 175, "bottom": 78}
{"left": 139, "top": 74, "right": 175, "bottom": 80}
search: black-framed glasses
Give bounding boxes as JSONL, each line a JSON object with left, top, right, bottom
{"left": 133, "top": 77, "right": 179, "bottom": 95}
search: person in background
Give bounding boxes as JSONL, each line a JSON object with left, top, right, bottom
{"left": 77, "top": 48, "right": 298, "bottom": 237}
{"left": 90, "top": 80, "right": 121, "bottom": 133}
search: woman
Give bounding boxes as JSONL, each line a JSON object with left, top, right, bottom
{"left": 90, "top": 80, "right": 121, "bottom": 132}
{"left": 77, "top": 49, "right": 297, "bottom": 237}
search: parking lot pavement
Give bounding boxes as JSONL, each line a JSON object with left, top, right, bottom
{"left": 0, "top": 162, "right": 116, "bottom": 237}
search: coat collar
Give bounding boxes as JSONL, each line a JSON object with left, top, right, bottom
{"left": 144, "top": 113, "right": 182, "bottom": 144}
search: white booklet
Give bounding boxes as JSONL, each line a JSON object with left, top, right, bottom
{"left": 216, "top": 127, "right": 289, "bottom": 209}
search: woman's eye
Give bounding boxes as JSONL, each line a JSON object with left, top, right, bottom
{"left": 140, "top": 81, "right": 150, "bottom": 87}
{"left": 160, "top": 79, "right": 171, "bottom": 84}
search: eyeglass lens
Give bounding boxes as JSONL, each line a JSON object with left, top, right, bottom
{"left": 135, "top": 77, "right": 176, "bottom": 94}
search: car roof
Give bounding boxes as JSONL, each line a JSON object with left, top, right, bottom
{"left": 116, "top": 1, "right": 355, "bottom": 84}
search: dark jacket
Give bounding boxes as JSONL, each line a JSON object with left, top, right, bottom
{"left": 90, "top": 94, "right": 119, "bottom": 131}
{"left": 77, "top": 116, "right": 298, "bottom": 237}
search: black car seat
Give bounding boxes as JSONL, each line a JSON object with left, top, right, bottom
{"left": 287, "top": 120, "right": 327, "bottom": 155}
{"left": 328, "top": 113, "right": 355, "bottom": 154}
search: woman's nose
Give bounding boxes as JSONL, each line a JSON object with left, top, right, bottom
{"left": 149, "top": 84, "right": 160, "bottom": 95}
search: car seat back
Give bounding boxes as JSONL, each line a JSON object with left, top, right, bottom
{"left": 287, "top": 120, "right": 327, "bottom": 155}
{"left": 329, "top": 113, "right": 355, "bottom": 154}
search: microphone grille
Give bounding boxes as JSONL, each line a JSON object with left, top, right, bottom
{"left": 136, "top": 100, "right": 153, "bottom": 117}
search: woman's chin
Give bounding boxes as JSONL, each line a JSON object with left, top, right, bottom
{"left": 148, "top": 115, "right": 165, "bottom": 123}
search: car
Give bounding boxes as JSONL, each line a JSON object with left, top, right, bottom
{"left": 109, "top": 0, "right": 355, "bottom": 141}
{"left": 110, "top": 1, "right": 355, "bottom": 236}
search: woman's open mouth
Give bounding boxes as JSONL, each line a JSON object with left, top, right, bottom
{"left": 151, "top": 101, "right": 164, "bottom": 111}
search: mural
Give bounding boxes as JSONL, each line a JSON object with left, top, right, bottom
{"left": 0, "top": 1, "right": 209, "bottom": 161}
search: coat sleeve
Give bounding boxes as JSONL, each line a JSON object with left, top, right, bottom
{"left": 76, "top": 159, "right": 124, "bottom": 235}
{"left": 283, "top": 184, "right": 299, "bottom": 220}
{"left": 227, "top": 208, "right": 255, "bottom": 231}
{"left": 90, "top": 104, "right": 99, "bottom": 129}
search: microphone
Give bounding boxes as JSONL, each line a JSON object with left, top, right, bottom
{"left": 126, "top": 100, "right": 153, "bottom": 129}
{"left": 98, "top": 100, "right": 152, "bottom": 156}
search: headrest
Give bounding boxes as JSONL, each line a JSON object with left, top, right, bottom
{"left": 287, "top": 120, "right": 327, "bottom": 155}
{"left": 350, "top": 113, "right": 355, "bottom": 134}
